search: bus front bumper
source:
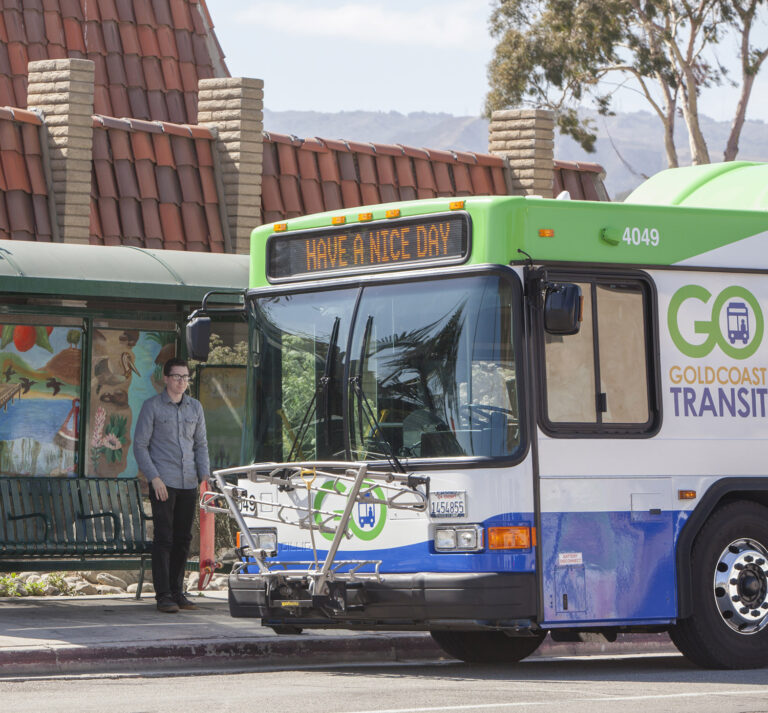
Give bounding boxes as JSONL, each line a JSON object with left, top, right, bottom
{"left": 228, "top": 571, "right": 538, "bottom": 631}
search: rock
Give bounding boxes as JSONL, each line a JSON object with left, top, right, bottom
{"left": 64, "top": 577, "right": 81, "bottom": 587}
{"left": 125, "top": 581, "right": 154, "bottom": 594}
{"left": 115, "top": 570, "right": 141, "bottom": 586}
{"left": 97, "top": 585, "right": 124, "bottom": 595}
{"left": 208, "top": 574, "right": 228, "bottom": 591}
{"left": 75, "top": 582, "right": 98, "bottom": 596}
{"left": 16, "top": 585, "right": 29, "bottom": 596}
{"left": 186, "top": 572, "right": 200, "bottom": 590}
{"left": 43, "top": 584, "right": 58, "bottom": 596}
{"left": 25, "top": 574, "right": 43, "bottom": 584}
{"left": 79, "top": 571, "right": 101, "bottom": 584}
{"left": 126, "top": 582, "right": 153, "bottom": 594}
{"left": 96, "top": 573, "right": 127, "bottom": 590}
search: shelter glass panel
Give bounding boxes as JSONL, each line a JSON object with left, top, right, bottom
{"left": 0, "top": 319, "right": 83, "bottom": 477}
{"left": 86, "top": 328, "right": 176, "bottom": 478}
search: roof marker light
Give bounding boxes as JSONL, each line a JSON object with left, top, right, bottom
{"left": 449, "top": 200, "right": 465, "bottom": 210}
{"left": 274, "top": 223, "right": 288, "bottom": 232}
{"left": 358, "top": 212, "right": 373, "bottom": 222}
{"left": 385, "top": 209, "right": 401, "bottom": 219}
{"left": 538, "top": 229, "right": 555, "bottom": 238}
{"left": 331, "top": 216, "right": 346, "bottom": 226}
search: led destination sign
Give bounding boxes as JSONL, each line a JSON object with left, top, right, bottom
{"left": 267, "top": 213, "right": 469, "bottom": 280}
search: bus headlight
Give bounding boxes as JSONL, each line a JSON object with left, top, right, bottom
{"left": 434, "top": 525, "right": 484, "bottom": 552}
{"left": 242, "top": 527, "right": 277, "bottom": 556}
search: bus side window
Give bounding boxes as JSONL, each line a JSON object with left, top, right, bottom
{"left": 542, "top": 278, "right": 653, "bottom": 433}
{"left": 545, "top": 282, "right": 596, "bottom": 423}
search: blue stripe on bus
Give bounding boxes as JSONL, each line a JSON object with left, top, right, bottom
{"left": 253, "top": 509, "right": 686, "bottom": 625}
{"left": 539, "top": 510, "right": 681, "bottom": 625}
{"left": 262, "top": 512, "right": 537, "bottom": 573}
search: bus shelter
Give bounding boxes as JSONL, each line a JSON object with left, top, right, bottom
{"left": 0, "top": 241, "right": 249, "bottom": 481}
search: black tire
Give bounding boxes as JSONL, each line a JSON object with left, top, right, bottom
{"left": 430, "top": 630, "right": 545, "bottom": 663}
{"left": 669, "top": 500, "right": 768, "bottom": 669}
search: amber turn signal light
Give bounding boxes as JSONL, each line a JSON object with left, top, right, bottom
{"left": 487, "top": 526, "right": 532, "bottom": 550}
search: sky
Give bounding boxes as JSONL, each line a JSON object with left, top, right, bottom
{"left": 205, "top": 0, "right": 768, "bottom": 123}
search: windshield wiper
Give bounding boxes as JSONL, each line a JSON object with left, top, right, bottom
{"left": 287, "top": 317, "right": 340, "bottom": 462}
{"left": 349, "top": 315, "right": 405, "bottom": 473}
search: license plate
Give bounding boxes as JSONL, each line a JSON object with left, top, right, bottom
{"left": 429, "top": 491, "right": 466, "bottom": 518}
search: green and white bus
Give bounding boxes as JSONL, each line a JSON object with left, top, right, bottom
{"left": 191, "top": 161, "right": 768, "bottom": 669}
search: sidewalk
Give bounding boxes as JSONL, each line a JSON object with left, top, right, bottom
{"left": 0, "top": 591, "right": 679, "bottom": 677}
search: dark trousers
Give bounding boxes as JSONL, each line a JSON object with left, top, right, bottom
{"left": 149, "top": 485, "right": 198, "bottom": 601}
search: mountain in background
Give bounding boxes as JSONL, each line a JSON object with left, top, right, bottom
{"left": 264, "top": 108, "right": 768, "bottom": 200}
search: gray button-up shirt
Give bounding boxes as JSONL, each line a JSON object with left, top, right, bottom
{"left": 133, "top": 391, "right": 210, "bottom": 489}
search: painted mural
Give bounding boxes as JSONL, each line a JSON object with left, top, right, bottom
{"left": 86, "top": 329, "right": 176, "bottom": 478}
{"left": 0, "top": 324, "right": 83, "bottom": 477}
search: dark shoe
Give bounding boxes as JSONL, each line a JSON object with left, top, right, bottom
{"left": 157, "top": 598, "right": 180, "bottom": 613}
{"left": 175, "top": 595, "right": 198, "bottom": 610}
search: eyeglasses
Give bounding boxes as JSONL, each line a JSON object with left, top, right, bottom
{"left": 168, "top": 374, "right": 190, "bottom": 382}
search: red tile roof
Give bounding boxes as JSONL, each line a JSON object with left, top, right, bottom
{"left": 261, "top": 133, "right": 521, "bottom": 224}
{"left": 554, "top": 160, "right": 609, "bottom": 201}
{"left": 0, "top": 2, "right": 608, "bottom": 251}
{"left": 0, "top": 106, "right": 51, "bottom": 242}
{"left": 0, "top": 0, "right": 228, "bottom": 125}
{"left": 90, "top": 114, "right": 224, "bottom": 251}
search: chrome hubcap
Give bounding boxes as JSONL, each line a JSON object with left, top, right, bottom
{"left": 714, "top": 538, "right": 768, "bottom": 634}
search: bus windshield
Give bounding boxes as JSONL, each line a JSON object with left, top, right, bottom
{"left": 249, "top": 273, "right": 522, "bottom": 463}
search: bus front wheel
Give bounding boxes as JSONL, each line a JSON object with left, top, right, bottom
{"left": 430, "top": 630, "right": 545, "bottom": 663}
{"left": 669, "top": 500, "right": 768, "bottom": 669}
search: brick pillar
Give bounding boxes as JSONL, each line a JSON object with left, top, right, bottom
{"left": 488, "top": 109, "right": 555, "bottom": 198}
{"left": 27, "top": 59, "right": 95, "bottom": 244}
{"left": 197, "top": 78, "right": 264, "bottom": 255}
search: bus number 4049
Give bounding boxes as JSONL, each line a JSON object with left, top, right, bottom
{"left": 622, "top": 227, "right": 660, "bottom": 247}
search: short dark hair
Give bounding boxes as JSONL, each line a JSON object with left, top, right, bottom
{"left": 163, "top": 357, "right": 189, "bottom": 377}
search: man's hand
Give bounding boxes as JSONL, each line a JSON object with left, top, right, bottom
{"left": 152, "top": 477, "right": 168, "bottom": 502}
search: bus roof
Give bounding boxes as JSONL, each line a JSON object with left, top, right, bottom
{"left": 251, "top": 188, "right": 768, "bottom": 282}
{"left": 625, "top": 161, "right": 768, "bottom": 210}
{"left": 0, "top": 242, "right": 249, "bottom": 302}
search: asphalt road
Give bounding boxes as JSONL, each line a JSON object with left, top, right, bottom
{"left": 3, "top": 653, "right": 768, "bottom": 713}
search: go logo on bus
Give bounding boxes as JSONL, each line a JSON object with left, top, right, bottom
{"left": 668, "top": 284, "right": 764, "bottom": 360}
{"left": 313, "top": 480, "right": 387, "bottom": 541}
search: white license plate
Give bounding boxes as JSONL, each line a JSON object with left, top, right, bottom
{"left": 429, "top": 491, "right": 466, "bottom": 518}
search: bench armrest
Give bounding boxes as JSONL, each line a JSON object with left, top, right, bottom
{"left": 77, "top": 510, "right": 119, "bottom": 545}
{"left": 9, "top": 512, "right": 50, "bottom": 541}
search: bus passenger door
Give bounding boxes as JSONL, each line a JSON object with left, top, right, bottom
{"left": 532, "top": 275, "right": 675, "bottom": 626}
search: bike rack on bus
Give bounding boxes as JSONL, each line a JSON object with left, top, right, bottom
{"left": 201, "top": 461, "right": 429, "bottom": 601}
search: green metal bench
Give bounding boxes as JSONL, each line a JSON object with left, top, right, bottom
{"left": 0, "top": 476, "right": 153, "bottom": 598}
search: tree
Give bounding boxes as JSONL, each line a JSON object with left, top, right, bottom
{"left": 485, "top": 0, "right": 768, "bottom": 167}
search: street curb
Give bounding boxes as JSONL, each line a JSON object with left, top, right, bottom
{"left": 0, "top": 633, "right": 679, "bottom": 676}
{"left": 0, "top": 633, "right": 442, "bottom": 676}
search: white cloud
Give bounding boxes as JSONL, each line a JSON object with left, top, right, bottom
{"left": 236, "top": 1, "right": 491, "bottom": 50}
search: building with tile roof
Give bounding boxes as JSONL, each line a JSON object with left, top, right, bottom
{"left": 0, "top": 0, "right": 608, "bottom": 255}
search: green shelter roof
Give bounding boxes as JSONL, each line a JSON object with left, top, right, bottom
{"left": 0, "top": 242, "right": 249, "bottom": 303}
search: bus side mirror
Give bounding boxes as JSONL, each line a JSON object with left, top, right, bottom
{"left": 186, "top": 316, "right": 211, "bottom": 361}
{"left": 544, "top": 283, "right": 582, "bottom": 335}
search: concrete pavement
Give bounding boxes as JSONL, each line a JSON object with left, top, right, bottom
{"left": 0, "top": 591, "right": 679, "bottom": 677}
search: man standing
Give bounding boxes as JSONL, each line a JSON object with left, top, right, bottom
{"left": 134, "top": 358, "right": 210, "bottom": 613}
